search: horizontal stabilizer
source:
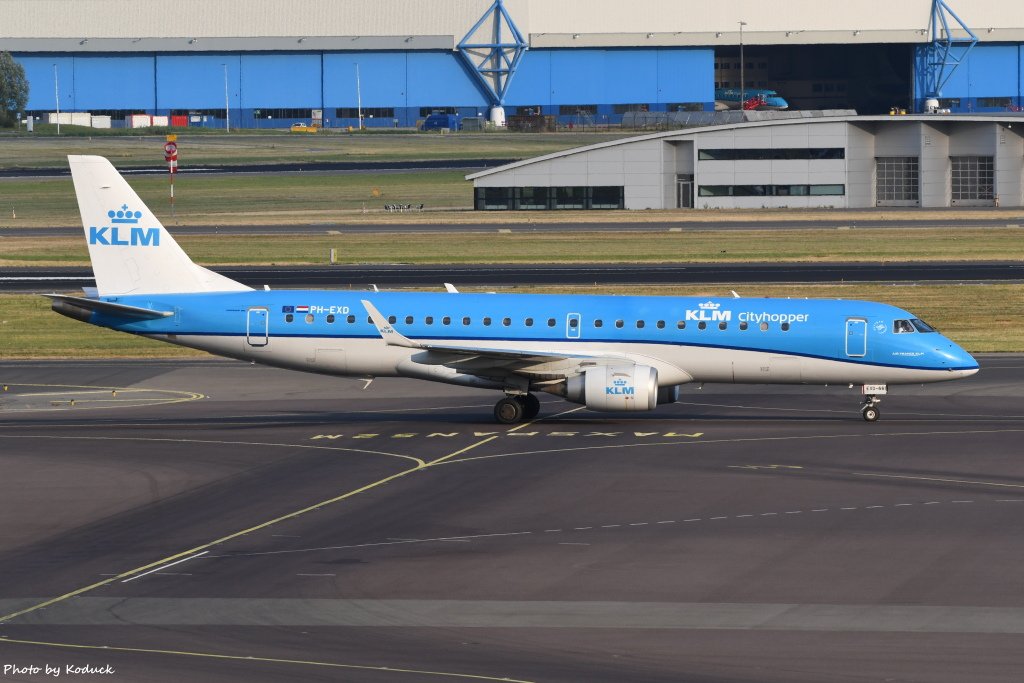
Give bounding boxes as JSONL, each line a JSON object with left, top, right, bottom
{"left": 44, "top": 294, "right": 173, "bottom": 320}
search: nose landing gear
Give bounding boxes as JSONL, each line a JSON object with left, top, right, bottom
{"left": 861, "top": 395, "right": 881, "bottom": 422}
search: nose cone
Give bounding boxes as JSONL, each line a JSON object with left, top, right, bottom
{"left": 935, "top": 336, "right": 979, "bottom": 378}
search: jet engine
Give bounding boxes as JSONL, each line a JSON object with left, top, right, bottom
{"left": 564, "top": 365, "right": 668, "bottom": 412}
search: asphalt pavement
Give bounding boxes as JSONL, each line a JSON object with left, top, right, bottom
{"left": 0, "top": 357, "right": 1023, "bottom": 681}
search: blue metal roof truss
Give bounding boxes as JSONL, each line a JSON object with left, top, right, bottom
{"left": 457, "top": 0, "right": 528, "bottom": 106}
{"left": 922, "top": 0, "right": 978, "bottom": 98}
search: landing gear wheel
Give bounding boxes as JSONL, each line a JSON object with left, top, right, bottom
{"left": 861, "top": 405, "right": 880, "bottom": 422}
{"left": 516, "top": 393, "right": 541, "bottom": 421}
{"left": 494, "top": 397, "right": 524, "bottom": 424}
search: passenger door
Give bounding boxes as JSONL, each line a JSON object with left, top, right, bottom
{"left": 246, "top": 307, "right": 269, "bottom": 347}
{"left": 845, "top": 318, "right": 866, "bottom": 357}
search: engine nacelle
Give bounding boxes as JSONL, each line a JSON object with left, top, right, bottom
{"left": 565, "top": 365, "right": 659, "bottom": 412}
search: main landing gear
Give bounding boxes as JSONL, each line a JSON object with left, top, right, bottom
{"left": 861, "top": 395, "right": 881, "bottom": 422}
{"left": 494, "top": 393, "right": 540, "bottom": 424}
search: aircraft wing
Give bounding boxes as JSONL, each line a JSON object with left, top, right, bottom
{"left": 360, "top": 300, "right": 632, "bottom": 376}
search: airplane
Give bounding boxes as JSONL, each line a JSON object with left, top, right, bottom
{"left": 714, "top": 87, "right": 789, "bottom": 111}
{"left": 49, "top": 155, "right": 979, "bottom": 424}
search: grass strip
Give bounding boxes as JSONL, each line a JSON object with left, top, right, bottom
{"left": 2, "top": 228, "right": 1022, "bottom": 266}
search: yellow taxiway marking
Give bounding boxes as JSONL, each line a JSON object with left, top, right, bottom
{"left": 0, "top": 410, "right": 556, "bottom": 626}
{"left": 0, "top": 637, "right": 533, "bottom": 683}
{"left": 0, "top": 383, "right": 202, "bottom": 413}
{"left": 853, "top": 472, "right": 1024, "bottom": 490}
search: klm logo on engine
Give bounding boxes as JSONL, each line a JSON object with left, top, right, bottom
{"left": 606, "top": 377, "right": 635, "bottom": 395}
{"left": 88, "top": 205, "right": 160, "bottom": 247}
{"left": 685, "top": 300, "right": 731, "bottom": 322}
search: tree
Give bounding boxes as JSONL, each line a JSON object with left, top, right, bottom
{"left": 0, "top": 52, "right": 29, "bottom": 128}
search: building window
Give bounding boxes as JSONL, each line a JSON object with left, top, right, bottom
{"left": 474, "top": 187, "right": 514, "bottom": 210}
{"left": 419, "top": 106, "right": 458, "bottom": 117}
{"left": 589, "top": 186, "right": 624, "bottom": 210}
{"left": 951, "top": 156, "right": 995, "bottom": 203}
{"left": 876, "top": 157, "right": 919, "bottom": 205}
{"left": 558, "top": 104, "right": 597, "bottom": 115}
{"left": 336, "top": 107, "right": 395, "bottom": 119}
{"left": 554, "top": 187, "right": 586, "bottom": 209}
{"left": 977, "top": 97, "right": 1013, "bottom": 109}
{"left": 698, "top": 148, "right": 845, "bottom": 161}
{"left": 516, "top": 187, "right": 550, "bottom": 210}
{"left": 699, "top": 184, "right": 845, "bottom": 197}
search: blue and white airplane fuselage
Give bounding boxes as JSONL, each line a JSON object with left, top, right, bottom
{"left": 50, "top": 156, "right": 978, "bottom": 423}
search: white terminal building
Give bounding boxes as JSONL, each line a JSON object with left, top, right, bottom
{"left": 467, "top": 115, "right": 1024, "bottom": 209}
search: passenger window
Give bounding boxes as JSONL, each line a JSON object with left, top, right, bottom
{"left": 739, "top": 321, "right": 748, "bottom": 331}
{"left": 594, "top": 319, "right": 603, "bottom": 328}
{"left": 442, "top": 316, "right": 451, "bottom": 325}
{"left": 425, "top": 316, "right": 434, "bottom": 325}
{"left": 698, "top": 321, "right": 707, "bottom": 330}
{"left": 326, "top": 314, "right": 335, "bottom": 324}
{"left": 569, "top": 318, "right": 579, "bottom": 328}
{"left": 347, "top": 314, "right": 356, "bottom": 324}
{"left": 462, "top": 316, "right": 471, "bottom": 326}
{"left": 656, "top": 320, "right": 665, "bottom": 329}
{"left": 636, "top": 320, "right": 645, "bottom": 329}
{"left": 547, "top": 318, "right": 556, "bottom": 327}
{"left": 405, "top": 316, "right": 414, "bottom": 324}
{"left": 677, "top": 321, "right": 686, "bottom": 330}
{"left": 305, "top": 314, "right": 314, "bottom": 324}
{"left": 760, "top": 322, "right": 769, "bottom": 331}
{"left": 502, "top": 317, "right": 511, "bottom": 326}
{"left": 367, "top": 315, "right": 373, "bottom": 324}
{"left": 718, "top": 322, "right": 727, "bottom": 330}
{"left": 525, "top": 318, "right": 534, "bottom": 327}
{"left": 285, "top": 314, "right": 294, "bottom": 323}
{"left": 388, "top": 315, "right": 397, "bottom": 324}
{"left": 483, "top": 317, "right": 492, "bottom": 326}
{"left": 781, "top": 322, "right": 790, "bottom": 331}
{"left": 893, "top": 320, "right": 914, "bottom": 334}
{"left": 615, "top": 320, "right": 624, "bottom": 328}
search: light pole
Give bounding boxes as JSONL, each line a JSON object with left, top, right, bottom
{"left": 53, "top": 64, "right": 60, "bottom": 135}
{"left": 222, "top": 63, "right": 230, "bottom": 132}
{"left": 355, "top": 63, "right": 363, "bottom": 130}
{"left": 738, "top": 21, "right": 747, "bottom": 108}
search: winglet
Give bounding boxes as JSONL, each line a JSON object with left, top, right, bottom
{"left": 444, "top": 282, "right": 459, "bottom": 293}
{"left": 360, "top": 300, "right": 422, "bottom": 348}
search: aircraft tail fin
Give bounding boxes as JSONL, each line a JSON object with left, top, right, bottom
{"left": 68, "top": 155, "right": 251, "bottom": 296}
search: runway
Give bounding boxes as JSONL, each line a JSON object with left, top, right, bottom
{"left": 1, "top": 357, "right": 1023, "bottom": 681}
{"left": 5, "top": 261, "right": 1024, "bottom": 292}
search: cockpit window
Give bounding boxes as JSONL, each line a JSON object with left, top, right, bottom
{"left": 893, "top": 319, "right": 915, "bottom": 334}
{"left": 911, "top": 318, "right": 937, "bottom": 333}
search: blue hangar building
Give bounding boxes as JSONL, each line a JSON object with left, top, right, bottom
{"left": 2, "top": 0, "right": 1023, "bottom": 128}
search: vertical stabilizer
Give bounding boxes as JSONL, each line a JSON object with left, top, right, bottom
{"left": 68, "top": 155, "right": 251, "bottom": 296}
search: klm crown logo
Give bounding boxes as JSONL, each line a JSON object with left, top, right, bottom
{"left": 88, "top": 204, "right": 160, "bottom": 247}
{"left": 698, "top": 301, "right": 721, "bottom": 310}
{"left": 613, "top": 378, "right": 629, "bottom": 386}
{"left": 109, "top": 205, "right": 143, "bottom": 224}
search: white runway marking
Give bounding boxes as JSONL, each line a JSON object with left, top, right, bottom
{"left": 204, "top": 499, "right": 1021, "bottom": 561}
{"left": 121, "top": 552, "right": 208, "bottom": 583}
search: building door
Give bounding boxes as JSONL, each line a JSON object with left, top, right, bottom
{"left": 676, "top": 174, "right": 694, "bottom": 208}
{"left": 845, "top": 318, "right": 867, "bottom": 357}
{"left": 566, "top": 312, "right": 581, "bottom": 339}
{"left": 247, "top": 307, "right": 269, "bottom": 347}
